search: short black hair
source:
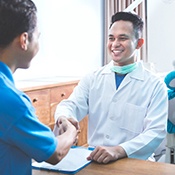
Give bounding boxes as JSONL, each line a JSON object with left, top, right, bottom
{"left": 109, "top": 11, "right": 144, "bottom": 39}
{"left": 0, "top": 0, "right": 37, "bottom": 48}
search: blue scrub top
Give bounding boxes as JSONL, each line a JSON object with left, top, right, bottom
{"left": 0, "top": 61, "right": 57, "bottom": 175}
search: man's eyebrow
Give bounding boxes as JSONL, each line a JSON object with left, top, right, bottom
{"left": 119, "top": 34, "right": 129, "bottom": 37}
{"left": 108, "top": 34, "right": 129, "bottom": 37}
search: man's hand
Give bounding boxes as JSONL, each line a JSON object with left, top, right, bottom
{"left": 87, "top": 145, "right": 127, "bottom": 164}
{"left": 55, "top": 116, "right": 80, "bottom": 135}
{"left": 53, "top": 116, "right": 80, "bottom": 145}
{"left": 46, "top": 117, "right": 80, "bottom": 165}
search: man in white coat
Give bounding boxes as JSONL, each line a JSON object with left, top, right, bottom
{"left": 54, "top": 11, "right": 168, "bottom": 163}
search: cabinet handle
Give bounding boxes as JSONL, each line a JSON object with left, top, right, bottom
{"left": 61, "top": 93, "right": 66, "bottom": 97}
{"left": 33, "top": 98, "right": 38, "bottom": 103}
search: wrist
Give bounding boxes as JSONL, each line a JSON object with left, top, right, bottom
{"left": 115, "top": 146, "right": 127, "bottom": 159}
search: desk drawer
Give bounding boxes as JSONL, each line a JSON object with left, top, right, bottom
{"left": 50, "top": 84, "right": 77, "bottom": 103}
{"left": 26, "top": 89, "right": 50, "bottom": 125}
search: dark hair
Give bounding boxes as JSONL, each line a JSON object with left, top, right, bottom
{"left": 109, "top": 12, "right": 144, "bottom": 39}
{"left": 0, "top": 0, "right": 37, "bottom": 48}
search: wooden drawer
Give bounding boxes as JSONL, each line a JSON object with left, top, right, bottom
{"left": 50, "top": 84, "right": 77, "bottom": 104}
{"left": 26, "top": 89, "right": 50, "bottom": 125}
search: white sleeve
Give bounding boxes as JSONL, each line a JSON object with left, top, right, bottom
{"left": 120, "top": 81, "right": 168, "bottom": 160}
{"left": 54, "top": 74, "right": 92, "bottom": 123}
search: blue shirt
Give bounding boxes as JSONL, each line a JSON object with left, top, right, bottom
{"left": 115, "top": 73, "right": 126, "bottom": 89}
{"left": 0, "top": 61, "right": 57, "bottom": 175}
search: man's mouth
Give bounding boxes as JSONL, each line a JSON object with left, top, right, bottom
{"left": 112, "top": 49, "right": 123, "bottom": 56}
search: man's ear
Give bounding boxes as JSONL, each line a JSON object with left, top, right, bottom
{"left": 136, "top": 38, "right": 144, "bottom": 49}
{"left": 19, "top": 32, "right": 29, "bottom": 51}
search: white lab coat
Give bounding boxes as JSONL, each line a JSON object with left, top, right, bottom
{"left": 55, "top": 61, "right": 168, "bottom": 160}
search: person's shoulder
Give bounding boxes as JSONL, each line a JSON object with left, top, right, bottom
{"left": 80, "top": 63, "right": 109, "bottom": 78}
{"left": 0, "top": 79, "right": 31, "bottom": 110}
{"left": 139, "top": 62, "right": 160, "bottom": 79}
{"left": 77, "top": 64, "right": 110, "bottom": 86}
{"left": 92, "top": 62, "right": 112, "bottom": 75}
{"left": 136, "top": 62, "right": 166, "bottom": 88}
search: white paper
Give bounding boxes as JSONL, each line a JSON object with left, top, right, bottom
{"left": 32, "top": 147, "right": 92, "bottom": 172}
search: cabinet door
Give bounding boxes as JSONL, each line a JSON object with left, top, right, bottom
{"left": 26, "top": 89, "right": 50, "bottom": 125}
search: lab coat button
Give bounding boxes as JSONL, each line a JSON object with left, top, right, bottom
{"left": 110, "top": 116, "right": 114, "bottom": 120}
{"left": 106, "top": 135, "right": 110, "bottom": 139}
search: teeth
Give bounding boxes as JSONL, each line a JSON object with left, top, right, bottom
{"left": 113, "top": 50, "right": 122, "bottom": 53}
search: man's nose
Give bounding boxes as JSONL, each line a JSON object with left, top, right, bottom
{"left": 112, "top": 39, "right": 120, "bottom": 47}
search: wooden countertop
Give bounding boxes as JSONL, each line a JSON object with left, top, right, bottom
{"left": 32, "top": 158, "right": 175, "bottom": 175}
{"left": 15, "top": 76, "right": 80, "bottom": 91}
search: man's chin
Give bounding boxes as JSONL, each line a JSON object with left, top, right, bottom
{"left": 19, "top": 64, "right": 31, "bottom": 70}
{"left": 112, "top": 58, "right": 122, "bottom": 63}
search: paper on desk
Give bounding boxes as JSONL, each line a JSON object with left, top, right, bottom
{"left": 32, "top": 147, "right": 92, "bottom": 174}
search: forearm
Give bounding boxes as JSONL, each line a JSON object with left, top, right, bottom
{"left": 54, "top": 101, "right": 75, "bottom": 122}
{"left": 54, "top": 81, "right": 90, "bottom": 123}
{"left": 120, "top": 129, "right": 166, "bottom": 160}
{"left": 46, "top": 117, "right": 80, "bottom": 165}
{"left": 46, "top": 130, "right": 76, "bottom": 165}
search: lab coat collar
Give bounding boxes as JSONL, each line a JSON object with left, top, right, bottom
{"left": 129, "top": 61, "right": 145, "bottom": 81}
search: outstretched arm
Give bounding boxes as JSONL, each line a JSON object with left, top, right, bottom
{"left": 46, "top": 117, "right": 80, "bottom": 165}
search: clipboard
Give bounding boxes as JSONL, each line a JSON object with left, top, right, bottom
{"left": 32, "top": 146, "right": 93, "bottom": 174}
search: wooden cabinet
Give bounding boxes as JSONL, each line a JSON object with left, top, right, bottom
{"left": 21, "top": 80, "right": 87, "bottom": 146}
{"left": 26, "top": 89, "right": 51, "bottom": 125}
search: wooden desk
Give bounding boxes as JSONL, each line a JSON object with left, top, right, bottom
{"left": 32, "top": 158, "right": 175, "bottom": 175}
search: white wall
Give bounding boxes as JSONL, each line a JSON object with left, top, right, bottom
{"left": 14, "top": 0, "right": 103, "bottom": 81}
{"left": 147, "top": 0, "right": 175, "bottom": 73}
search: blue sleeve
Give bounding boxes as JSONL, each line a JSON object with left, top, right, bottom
{"left": 9, "top": 109, "right": 57, "bottom": 162}
{"left": 2, "top": 92, "right": 57, "bottom": 162}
